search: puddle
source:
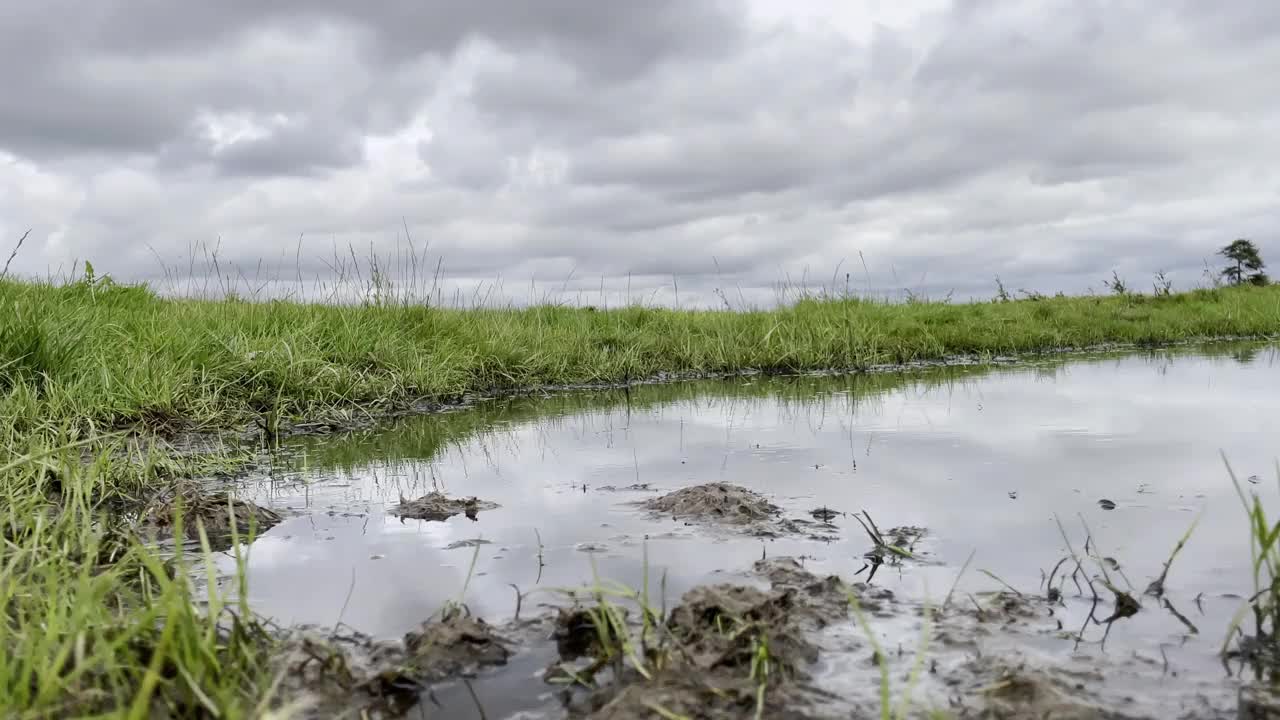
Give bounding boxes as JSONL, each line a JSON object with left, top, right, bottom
{"left": 213, "top": 342, "right": 1280, "bottom": 717}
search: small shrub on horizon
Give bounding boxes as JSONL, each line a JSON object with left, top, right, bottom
{"left": 1104, "top": 270, "right": 1128, "bottom": 296}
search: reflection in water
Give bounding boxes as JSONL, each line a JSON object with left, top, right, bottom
{"left": 216, "top": 342, "right": 1278, "bottom": 714}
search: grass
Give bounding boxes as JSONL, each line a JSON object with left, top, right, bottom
{"left": 2, "top": 273, "right": 1279, "bottom": 442}
{"left": 548, "top": 557, "right": 791, "bottom": 720}
{"left": 0, "top": 437, "right": 276, "bottom": 718}
{"left": 1223, "top": 453, "right": 1280, "bottom": 674}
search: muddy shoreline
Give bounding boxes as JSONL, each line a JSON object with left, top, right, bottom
{"left": 265, "top": 549, "right": 1250, "bottom": 719}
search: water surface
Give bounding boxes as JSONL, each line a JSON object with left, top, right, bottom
{"left": 220, "top": 342, "right": 1280, "bottom": 717}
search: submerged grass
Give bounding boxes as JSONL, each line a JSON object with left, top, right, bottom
{"left": 2, "top": 275, "right": 1279, "bottom": 440}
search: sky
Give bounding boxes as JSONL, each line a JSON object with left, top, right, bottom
{"left": 1, "top": 1, "right": 1278, "bottom": 307}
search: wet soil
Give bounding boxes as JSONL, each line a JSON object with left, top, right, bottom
{"left": 640, "top": 482, "right": 836, "bottom": 539}
{"left": 261, "top": 554, "right": 1244, "bottom": 719}
{"left": 643, "top": 482, "right": 782, "bottom": 525}
{"left": 541, "top": 558, "right": 1189, "bottom": 720}
{"left": 551, "top": 557, "right": 858, "bottom": 719}
{"left": 393, "top": 492, "right": 500, "bottom": 522}
{"left": 141, "top": 482, "right": 282, "bottom": 547}
{"left": 277, "top": 608, "right": 522, "bottom": 719}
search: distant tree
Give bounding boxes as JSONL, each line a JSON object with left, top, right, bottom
{"left": 1219, "top": 239, "right": 1267, "bottom": 286}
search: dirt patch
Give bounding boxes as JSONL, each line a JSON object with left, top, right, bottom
{"left": 402, "top": 611, "right": 511, "bottom": 678}
{"left": 141, "top": 483, "right": 282, "bottom": 547}
{"left": 277, "top": 609, "right": 515, "bottom": 719}
{"left": 643, "top": 482, "right": 782, "bottom": 525}
{"left": 256, "top": 553, "right": 1241, "bottom": 719}
{"left": 639, "top": 482, "right": 825, "bottom": 539}
{"left": 393, "top": 492, "right": 500, "bottom": 521}
{"left": 548, "top": 557, "right": 872, "bottom": 719}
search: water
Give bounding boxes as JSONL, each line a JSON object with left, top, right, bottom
{"left": 218, "top": 342, "right": 1280, "bottom": 717}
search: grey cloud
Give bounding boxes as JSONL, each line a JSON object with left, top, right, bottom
{"left": 2, "top": 0, "right": 1279, "bottom": 308}
{"left": 211, "top": 123, "right": 365, "bottom": 178}
{"left": 0, "top": 1, "right": 741, "bottom": 163}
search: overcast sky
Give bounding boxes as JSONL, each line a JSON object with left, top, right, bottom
{"left": 2, "top": 1, "right": 1278, "bottom": 307}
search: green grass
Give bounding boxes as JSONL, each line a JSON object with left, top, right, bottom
{"left": 2, "top": 275, "right": 1278, "bottom": 441}
{"left": 0, "top": 438, "right": 276, "bottom": 718}
{"left": 1223, "top": 454, "right": 1280, "bottom": 671}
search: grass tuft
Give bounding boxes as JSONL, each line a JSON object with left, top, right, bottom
{"left": 0, "top": 436, "right": 275, "bottom": 717}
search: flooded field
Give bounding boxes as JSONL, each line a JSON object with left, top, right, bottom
{"left": 215, "top": 343, "right": 1280, "bottom": 718}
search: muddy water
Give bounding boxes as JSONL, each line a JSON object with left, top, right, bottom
{"left": 218, "top": 342, "right": 1280, "bottom": 718}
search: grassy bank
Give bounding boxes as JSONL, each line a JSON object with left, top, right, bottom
{"left": 3, "top": 276, "right": 1280, "bottom": 440}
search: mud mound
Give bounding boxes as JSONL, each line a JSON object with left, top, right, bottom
{"left": 403, "top": 611, "right": 511, "bottom": 678}
{"left": 554, "top": 557, "right": 870, "bottom": 719}
{"left": 753, "top": 557, "right": 884, "bottom": 617}
{"left": 393, "top": 491, "right": 499, "bottom": 521}
{"left": 142, "top": 484, "right": 281, "bottom": 547}
{"left": 278, "top": 610, "right": 513, "bottom": 719}
{"left": 639, "top": 482, "right": 816, "bottom": 539}
{"left": 644, "top": 482, "right": 781, "bottom": 523}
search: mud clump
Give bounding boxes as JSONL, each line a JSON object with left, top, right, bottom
{"left": 403, "top": 611, "right": 511, "bottom": 678}
{"left": 142, "top": 484, "right": 282, "bottom": 547}
{"left": 393, "top": 491, "right": 499, "bottom": 521}
{"left": 553, "top": 557, "right": 868, "bottom": 719}
{"left": 279, "top": 610, "right": 512, "bottom": 719}
{"left": 641, "top": 482, "right": 811, "bottom": 538}
{"left": 644, "top": 482, "right": 781, "bottom": 524}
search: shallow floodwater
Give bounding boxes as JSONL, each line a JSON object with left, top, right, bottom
{"left": 220, "top": 342, "right": 1280, "bottom": 718}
